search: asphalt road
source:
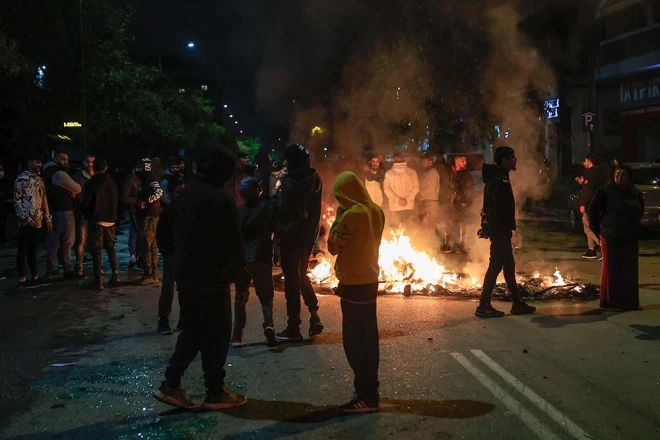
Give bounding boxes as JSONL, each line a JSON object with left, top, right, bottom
{"left": 0, "top": 222, "right": 658, "bottom": 439}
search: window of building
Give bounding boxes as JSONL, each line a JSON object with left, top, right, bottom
{"left": 201, "top": 85, "right": 208, "bottom": 91}
{"left": 601, "top": 3, "right": 648, "bottom": 41}
{"left": 179, "top": 88, "right": 185, "bottom": 93}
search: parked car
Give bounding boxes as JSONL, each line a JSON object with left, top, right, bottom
{"left": 567, "top": 162, "right": 660, "bottom": 232}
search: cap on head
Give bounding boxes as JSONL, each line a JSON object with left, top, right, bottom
{"left": 271, "top": 161, "right": 283, "bottom": 172}
{"left": 237, "top": 152, "right": 249, "bottom": 160}
{"left": 138, "top": 158, "right": 152, "bottom": 172}
{"left": 494, "top": 146, "right": 515, "bottom": 165}
{"left": 283, "top": 144, "right": 310, "bottom": 169}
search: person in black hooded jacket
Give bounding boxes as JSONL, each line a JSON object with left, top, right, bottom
{"left": 153, "top": 142, "right": 248, "bottom": 411}
{"left": 79, "top": 157, "right": 119, "bottom": 290}
{"left": 476, "top": 146, "right": 536, "bottom": 318}
{"left": 276, "top": 144, "right": 324, "bottom": 341}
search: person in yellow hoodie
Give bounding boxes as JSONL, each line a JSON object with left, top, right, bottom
{"left": 328, "top": 171, "right": 385, "bottom": 414}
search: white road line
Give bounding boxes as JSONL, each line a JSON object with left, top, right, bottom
{"left": 451, "top": 352, "right": 563, "bottom": 440}
{"left": 470, "top": 349, "right": 593, "bottom": 440}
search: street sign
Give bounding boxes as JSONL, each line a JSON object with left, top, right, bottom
{"left": 581, "top": 112, "right": 597, "bottom": 132}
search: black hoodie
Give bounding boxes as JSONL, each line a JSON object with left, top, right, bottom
{"left": 174, "top": 145, "right": 247, "bottom": 294}
{"left": 277, "top": 165, "right": 323, "bottom": 249}
{"left": 254, "top": 149, "right": 272, "bottom": 198}
{"left": 80, "top": 173, "right": 118, "bottom": 223}
{"left": 481, "top": 163, "right": 516, "bottom": 236}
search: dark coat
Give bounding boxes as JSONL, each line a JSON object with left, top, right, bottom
{"left": 174, "top": 176, "right": 246, "bottom": 294}
{"left": 156, "top": 203, "right": 174, "bottom": 258}
{"left": 580, "top": 162, "right": 611, "bottom": 208}
{"left": 450, "top": 168, "right": 474, "bottom": 208}
{"left": 277, "top": 166, "right": 323, "bottom": 249}
{"left": 239, "top": 200, "right": 277, "bottom": 265}
{"left": 588, "top": 182, "right": 644, "bottom": 240}
{"left": 80, "top": 173, "right": 118, "bottom": 223}
{"left": 481, "top": 164, "right": 516, "bottom": 237}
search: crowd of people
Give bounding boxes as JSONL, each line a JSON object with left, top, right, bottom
{"left": 5, "top": 142, "right": 645, "bottom": 414}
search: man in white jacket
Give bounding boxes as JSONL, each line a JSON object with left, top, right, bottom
{"left": 383, "top": 152, "right": 419, "bottom": 226}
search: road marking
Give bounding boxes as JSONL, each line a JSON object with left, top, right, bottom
{"left": 451, "top": 352, "right": 563, "bottom": 440}
{"left": 470, "top": 349, "right": 593, "bottom": 440}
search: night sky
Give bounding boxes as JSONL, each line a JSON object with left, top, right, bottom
{"left": 129, "top": 0, "right": 401, "bottom": 142}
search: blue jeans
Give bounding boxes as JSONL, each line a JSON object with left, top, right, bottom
{"left": 47, "top": 211, "right": 76, "bottom": 272}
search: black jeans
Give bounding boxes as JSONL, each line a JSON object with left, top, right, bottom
{"left": 234, "top": 262, "right": 275, "bottom": 334}
{"left": 480, "top": 232, "right": 521, "bottom": 305}
{"left": 158, "top": 256, "right": 178, "bottom": 319}
{"left": 87, "top": 222, "right": 119, "bottom": 277}
{"left": 165, "top": 288, "right": 232, "bottom": 395}
{"left": 16, "top": 225, "right": 40, "bottom": 279}
{"left": 340, "top": 287, "right": 380, "bottom": 400}
{"left": 280, "top": 243, "right": 319, "bottom": 328}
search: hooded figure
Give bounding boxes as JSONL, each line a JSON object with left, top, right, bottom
{"left": 275, "top": 144, "right": 324, "bottom": 342}
{"left": 329, "top": 172, "right": 384, "bottom": 288}
{"left": 327, "top": 171, "right": 385, "bottom": 414}
{"left": 481, "top": 163, "right": 516, "bottom": 238}
{"left": 156, "top": 142, "right": 248, "bottom": 411}
{"left": 383, "top": 160, "right": 419, "bottom": 212}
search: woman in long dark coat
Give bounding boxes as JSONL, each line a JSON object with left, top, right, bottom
{"left": 588, "top": 165, "right": 644, "bottom": 310}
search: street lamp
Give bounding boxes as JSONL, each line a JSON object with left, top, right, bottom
{"left": 187, "top": 41, "right": 196, "bottom": 49}
{"left": 223, "top": 104, "right": 228, "bottom": 108}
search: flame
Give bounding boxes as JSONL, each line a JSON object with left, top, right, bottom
{"left": 308, "top": 228, "right": 574, "bottom": 294}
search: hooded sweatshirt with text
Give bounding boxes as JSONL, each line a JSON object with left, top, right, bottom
{"left": 328, "top": 171, "right": 385, "bottom": 290}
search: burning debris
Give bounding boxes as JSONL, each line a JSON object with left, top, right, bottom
{"left": 307, "top": 229, "right": 599, "bottom": 301}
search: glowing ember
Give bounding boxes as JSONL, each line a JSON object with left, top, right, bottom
{"left": 308, "top": 228, "right": 592, "bottom": 299}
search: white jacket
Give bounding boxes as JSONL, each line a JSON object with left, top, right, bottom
{"left": 364, "top": 178, "right": 384, "bottom": 207}
{"left": 383, "top": 162, "right": 419, "bottom": 212}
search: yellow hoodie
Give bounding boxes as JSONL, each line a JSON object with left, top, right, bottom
{"left": 328, "top": 171, "right": 385, "bottom": 286}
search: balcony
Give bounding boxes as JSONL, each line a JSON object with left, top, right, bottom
{"left": 597, "top": 25, "right": 660, "bottom": 79}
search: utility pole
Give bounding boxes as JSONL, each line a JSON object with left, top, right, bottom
{"left": 80, "top": 0, "right": 88, "bottom": 156}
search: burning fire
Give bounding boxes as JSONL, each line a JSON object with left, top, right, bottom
{"left": 309, "top": 228, "right": 579, "bottom": 295}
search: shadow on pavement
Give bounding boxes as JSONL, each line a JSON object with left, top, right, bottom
{"left": 530, "top": 308, "right": 615, "bottom": 328}
{"left": 270, "top": 329, "right": 406, "bottom": 353}
{"left": 629, "top": 324, "right": 660, "bottom": 340}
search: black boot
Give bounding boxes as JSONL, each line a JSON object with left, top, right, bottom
{"left": 87, "top": 253, "right": 104, "bottom": 290}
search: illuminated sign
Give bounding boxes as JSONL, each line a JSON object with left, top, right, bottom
{"left": 63, "top": 122, "right": 82, "bottom": 128}
{"left": 544, "top": 99, "right": 559, "bottom": 120}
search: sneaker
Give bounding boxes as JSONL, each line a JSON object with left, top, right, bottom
{"left": 440, "top": 244, "right": 452, "bottom": 254}
{"left": 309, "top": 317, "right": 324, "bottom": 337}
{"left": 32, "top": 277, "right": 52, "bottom": 287}
{"left": 153, "top": 381, "right": 196, "bottom": 409}
{"left": 157, "top": 319, "right": 173, "bottom": 335}
{"left": 86, "top": 279, "right": 104, "bottom": 291}
{"left": 510, "top": 301, "right": 537, "bottom": 315}
{"left": 18, "top": 279, "right": 40, "bottom": 290}
{"left": 136, "top": 275, "right": 157, "bottom": 286}
{"left": 264, "top": 326, "right": 279, "bottom": 347}
{"left": 276, "top": 327, "right": 304, "bottom": 342}
{"left": 44, "top": 271, "right": 62, "bottom": 282}
{"left": 107, "top": 274, "right": 121, "bottom": 287}
{"left": 599, "top": 256, "right": 603, "bottom": 261}
{"left": 582, "top": 250, "right": 598, "bottom": 260}
{"left": 202, "top": 386, "right": 248, "bottom": 410}
{"left": 454, "top": 245, "right": 467, "bottom": 254}
{"left": 475, "top": 303, "right": 505, "bottom": 318}
{"left": 230, "top": 334, "right": 244, "bottom": 348}
{"left": 339, "top": 396, "right": 379, "bottom": 414}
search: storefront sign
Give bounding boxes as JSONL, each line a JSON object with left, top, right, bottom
{"left": 63, "top": 122, "right": 82, "bottom": 128}
{"left": 621, "top": 105, "right": 660, "bottom": 117}
{"left": 544, "top": 98, "right": 559, "bottom": 120}
{"left": 620, "top": 77, "right": 660, "bottom": 104}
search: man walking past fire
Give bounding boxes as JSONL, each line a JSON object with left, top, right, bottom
{"left": 135, "top": 158, "right": 163, "bottom": 285}
{"left": 476, "top": 146, "right": 536, "bottom": 318}
{"left": 153, "top": 143, "right": 248, "bottom": 410}
{"left": 276, "top": 144, "right": 324, "bottom": 342}
{"left": 79, "top": 157, "right": 120, "bottom": 290}
{"left": 328, "top": 171, "right": 385, "bottom": 413}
